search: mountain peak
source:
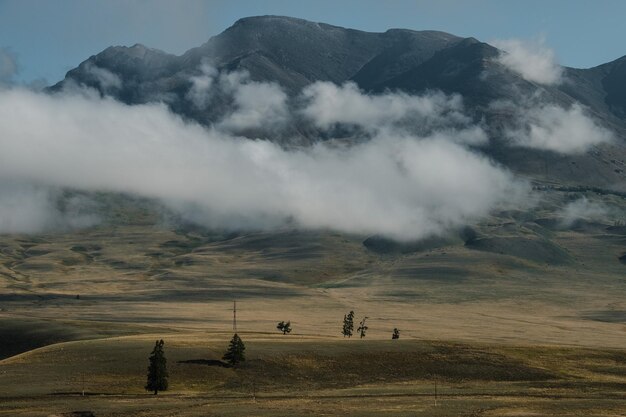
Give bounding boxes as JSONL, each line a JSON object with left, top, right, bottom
{"left": 233, "top": 15, "right": 321, "bottom": 26}
{"left": 100, "top": 43, "right": 170, "bottom": 60}
{"left": 51, "top": 17, "right": 626, "bottom": 144}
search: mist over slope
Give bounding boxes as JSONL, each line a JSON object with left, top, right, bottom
{"left": 0, "top": 15, "right": 625, "bottom": 239}
{"left": 50, "top": 16, "right": 626, "bottom": 184}
{"left": 1, "top": 17, "right": 626, "bottom": 361}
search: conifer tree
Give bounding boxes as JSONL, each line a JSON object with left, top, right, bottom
{"left": 357, "top": 317, "right": 368, "bottom": 339}
{"left": 223, "top": 333, "right": 246, "bottom": 366}
{"left": 276, "top": 320, "right": 292, "bottom": 335}
{"left": 392, "top": 328, "right": 400, "bottom": 339}
{"left": 342, "top": 310, "right": 355, "bottom": 338}
{"left": 145, "top": 339, "right": 168, "bottom": 395}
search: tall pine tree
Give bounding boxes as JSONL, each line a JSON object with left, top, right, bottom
{"left": 223, "top": 333, "right": 246, "bottom": 366}
{"left": 145, "top": 339, "right": 168, "bottom": 395}
{"left": 342, "top": 310, "right": 355, "bottom": 338}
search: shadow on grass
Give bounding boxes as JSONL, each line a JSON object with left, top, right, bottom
{"left": 178, "top": 359, "right": 231, "bottom": 368}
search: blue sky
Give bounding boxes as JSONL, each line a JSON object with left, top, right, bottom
{"left": 2, "top": 0, "right": 626, "bottom": 85}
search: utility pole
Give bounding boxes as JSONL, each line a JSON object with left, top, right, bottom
{"left": 434, "top": 376, "right": 438, "bottom": 406}
{"left": 82, "top": 372, "right": 85, "bottom": 396}
{"left": 233, "top": 300, "right": 237, "bottom": 333}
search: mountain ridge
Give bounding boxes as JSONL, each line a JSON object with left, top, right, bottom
{"left": 50, "top": 15, "right": 626, "bottom": 190}
{"left": 51, "top": 15, "right": 626, "bottom": 127}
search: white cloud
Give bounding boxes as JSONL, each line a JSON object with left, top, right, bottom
{"left": 559, "top": 197, "right": 609, "bottom": 227}
{"left": 492, "top": 38, "right": 563, "bottom": 85}
{"left": 0, "top": 182, "right": 99, "bottom": 234}
{"left": 185, "top": 61, "right": 217, "bottom": 109}
{"left": 185, "top": 64, "right": 290, "bottom": 134}
{"left": 0, "top": 48, "right": 48, "bottom": 91}
{"left": 186, "top": 72, "right": 488, "bottom": 144}
{"left": 83, "top": 62, "right": 122, "bottom": 92}
{"left": 0, "top": 183, "right": 56, "bottom": 234}
{"left": 0, "top": 47, "right": 18, "bottom": 86}
{"left": 217, "top": 72, "right": 289, "bottom": 134}
{"left": 300, "top": 82, "right": 480, "bottom": 139}
{"left": 491, "top": 99, "right": 614, "bottom": 154}
{"left": 0, "top": 87, "right": 525, "bottom": 240}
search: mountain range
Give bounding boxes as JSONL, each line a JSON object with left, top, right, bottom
{"left": 51, "top": 15, "right": 626, "bottom": 189}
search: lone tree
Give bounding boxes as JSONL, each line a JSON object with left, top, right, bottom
{"left": 223, "top": 333, "right": 246, "bottom": 366}
{"left": 392, "top": 328, "right": 400, "bottom": 339}
{"left": 342, "top": 310, "right": 355, "bottom": 338}
{"left": 276, "top": 321, "right": 292, "bottom": 335}
{"left": 357, "top": 317, "right": 369, "bottom": 339}
{"left": 145, "top": 339, "right": 168, "bottom": 395}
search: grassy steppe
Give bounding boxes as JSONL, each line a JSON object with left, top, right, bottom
{"left": 1, "top": 334, "right": 626, "bottom": 416}
{"left": 0, "top": 189, "right": 624, "bottom": 415}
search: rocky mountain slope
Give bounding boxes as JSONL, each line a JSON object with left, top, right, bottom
{"left": 50, "top": 15, "right": 626, "bottom": 189}
{"left": 51, "top": 16, "right": 626, "bottom": 123}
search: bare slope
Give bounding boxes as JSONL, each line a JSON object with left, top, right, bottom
{"left": 0, "top": 189, "right": 624, "bottom": 360}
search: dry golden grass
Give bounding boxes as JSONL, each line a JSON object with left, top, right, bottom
{"left": 1, "top": 334, "right": 625, "bottom": 416}
{"left": 0, "top": 190, "right": 625, "bottom": 415}
{"left": 1, "top": 219, "right": 625, "bottom": 351}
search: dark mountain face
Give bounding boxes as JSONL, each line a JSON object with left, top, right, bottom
{"left": 50, "top": 15, "right": 626, "bottom": 123}
{"left": 50, "top": 15, "right": 626, "bottom": 189}
{"left": 182, "top": 16, "right": 390, "bottom": 89}
{"left": 562, "top": 56, "right": 626, "bottom": 121}
{"left": 52, "top": 16, "right": 465, "bottom": 101}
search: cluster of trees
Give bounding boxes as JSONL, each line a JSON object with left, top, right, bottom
{"left": 145, "top": 312, "right": 401, "bottom": 394}
{"left": 342, "top": 310, "right": 400, "bottom": 340}
{"left": 145, "top": 333, "right": 246, "bottom": 394}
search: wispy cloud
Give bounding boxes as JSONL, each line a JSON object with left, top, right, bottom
{"left": 491, "top": 97, "right": 613, "bottom": 153}
{"left": 83, "top": 62, "right": 123, "bottom": 92}
{"left": 559, "top": 197, "right": 610, "bottom": 227}
{"left": 300, "top": 81, "right": 483, "bottom": 143}
{"left": 0, "top": 182, "right": 99, "bottom": 234}
{"left": 185, "top": 61, "right": 217, "bottom": 110}
{"left": 0, "top": 47, "right": 18, "bottom": 87}
{"left": 185, "top": 64, "right": 289, "bottom": 134}
{"left": 217, "top": 71, "right": 289, "bottom": 135}
{"left": 492, "top": 38, "right": 563, "bottom": 85}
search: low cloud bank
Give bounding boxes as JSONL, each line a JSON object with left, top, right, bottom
{"left": 0, "top": 87, "right": 525, "bottom": 239}
{"left": 0, "top": 57, "right": 616, "bottom": 238}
